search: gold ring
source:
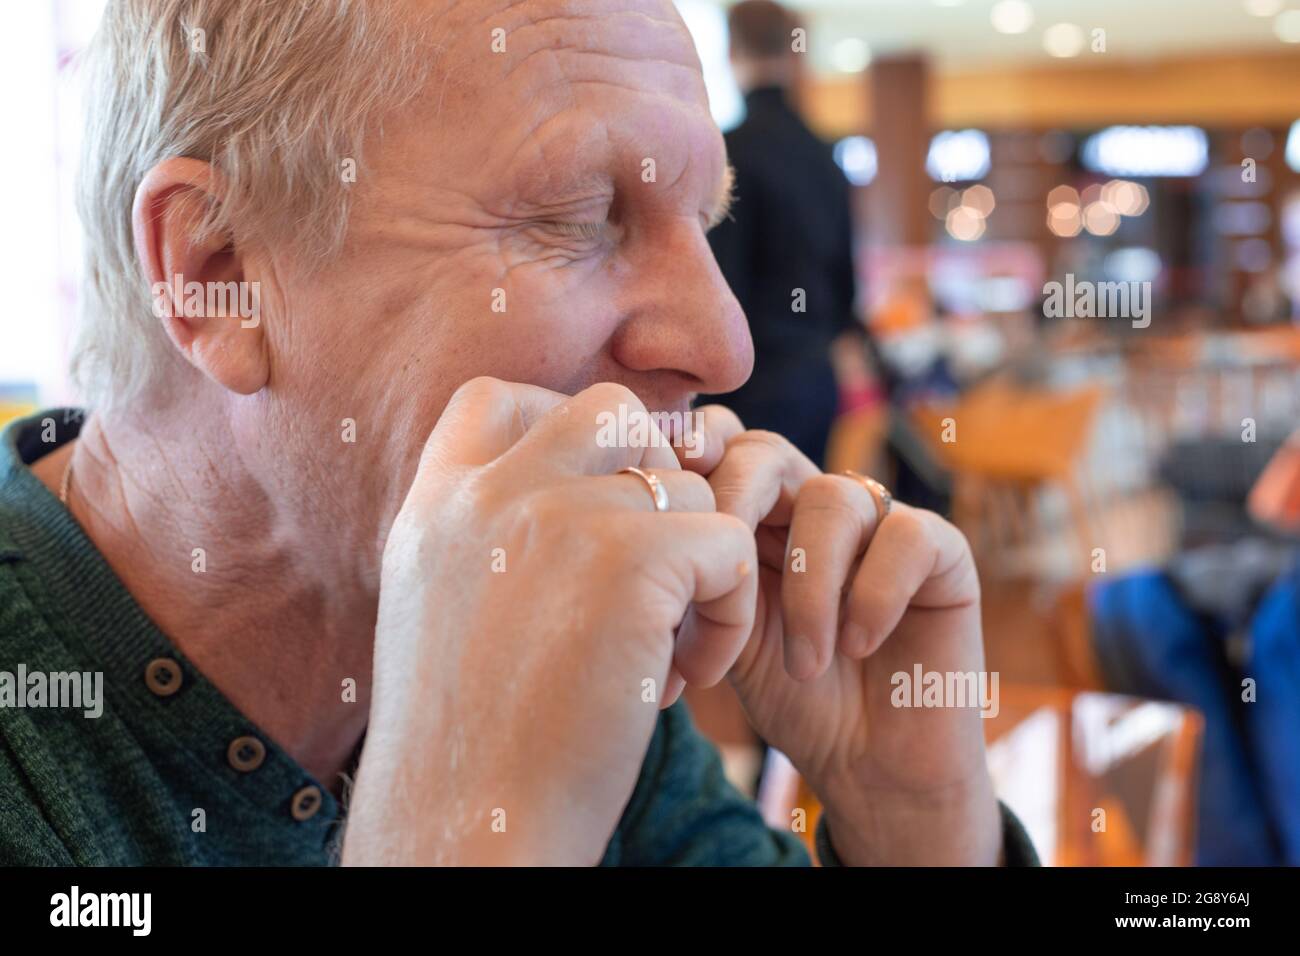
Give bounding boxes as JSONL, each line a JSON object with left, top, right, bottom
{"left": 842, "top": 470, "right": 892, "bottom": 522}
{"left": 619, "top": 466, "right": 669, "bottom": 513}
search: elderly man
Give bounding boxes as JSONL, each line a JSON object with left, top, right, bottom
{"left": 0, "top": 0, "right": 1034, "bottom": 866}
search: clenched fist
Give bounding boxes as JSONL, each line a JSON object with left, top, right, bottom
{"left": 343, "top": 378, "right": 756, "bottom": 865}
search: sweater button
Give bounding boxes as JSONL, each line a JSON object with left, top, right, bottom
{"left": 227, "top": 735, "right": 266, "bottom": 772}
{"left": 144, "top": 658, "right": 183, "bottom": 697}
{"left": 290, "top": 785, "right": 323, "bottom": 821}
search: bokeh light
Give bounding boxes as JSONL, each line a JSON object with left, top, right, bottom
{"left": 946, "top": 205, "right": 987, "bottom": 241}
{"left": 1083, "top": 201, "right": 1121, "bottom": 235}
{"left": 1047, "top": 202, "right": 1083, "bottom": 237}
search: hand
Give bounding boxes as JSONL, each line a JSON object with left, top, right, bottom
{"left": 677, "top": 406, "right": 1001, "bottom": 866}
{"left": 343, "top": 379, "right": 757, "bottom": 866}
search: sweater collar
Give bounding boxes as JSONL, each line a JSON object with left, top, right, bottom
{"left": 0, "top": 409, "right": 344, "bottom": 849}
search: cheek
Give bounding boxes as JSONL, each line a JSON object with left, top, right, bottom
{"left": 436, "top": 270, "right": 620, "bottom": 395}
{"left": 289, "top": 253, "right": 621, "bottom": 434}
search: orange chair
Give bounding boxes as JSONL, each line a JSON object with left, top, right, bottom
{"left": 756, "top": 685, "right": 1203, "bottom": 866}
{"left": 984, "top": 686, "right": 1202, "bottom": 867}
{"left": 910, "top": 380, "right": 1106, "bottom": 573}
{"left": 823, "top": 403, "right": 890, "bottom": 479}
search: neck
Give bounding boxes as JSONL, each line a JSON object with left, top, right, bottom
{"left": 55, "top": 410, "right": 377, "bottom": 790}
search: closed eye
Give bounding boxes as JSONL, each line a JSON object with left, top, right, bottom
{"left": 548, "top": 221, "right": 607, "bottom": 240}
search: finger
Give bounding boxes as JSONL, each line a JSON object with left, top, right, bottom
{"left": 780, "top": 473, "right": 880, "bottom": 680}
{"left": 421, "top": 376, "right": 569, "bottom": 470}
{"left": 506, "top": 381, "right": 682, "bottom": 477}
{"left": 588, "top": 468, "right": 717, "bottom": 515}
{"left": 843, "top": 504, "right": 976, "bottom": 658}
{"left": 705, "top": 430, "right": 820, "bottom": 532}
{"left": 675, "top": 404, "right": 744, "bottom": 474}
{"left": 661, "top": 668, "right": 686, "bottom": 709}
{"left": 634, "top": 512, "right": 758, "bottom": 690}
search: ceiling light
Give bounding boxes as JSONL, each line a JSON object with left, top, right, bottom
{"left": 1043, "top": 23, "right": 1085, "bottom": 58}
{"left": 1275, "top": 10, "right": 1300, "bottom": 43}
{"left": 927, "top": 129, "right": 992, "bottom": 182}
{"left": 1243, "top": 0, "right": 1284, "bottom": 17}
{"left": 833, "top": 136, "right": 878, "bottom": 186}
{"left": 991, "top": 0, "right": 1035, "bottom": 35}
{"left": 1286, "top": 120, "right": 1300, "bottom": 172}
{"left": 1082, "top": 126, "right": 1209, "bottom": 177}
{"left": 831, "top": 37, "right": 871, "bottom": 72}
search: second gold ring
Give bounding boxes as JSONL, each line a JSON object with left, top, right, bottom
{"left": 842, "top": 469, "right": 893, "bottom": 523}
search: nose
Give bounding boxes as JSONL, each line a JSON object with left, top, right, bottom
{"left": 609, "top": 219, "right": 754, "bottom": 395}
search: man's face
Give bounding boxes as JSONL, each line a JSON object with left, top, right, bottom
{"left": 252, "top": 0, "right": 751, "bottom": 554}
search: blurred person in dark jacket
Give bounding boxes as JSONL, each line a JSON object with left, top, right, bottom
{"left": 706, "top": 0, "right": 860, "bottom": 466}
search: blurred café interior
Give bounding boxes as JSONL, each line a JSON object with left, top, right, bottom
{"left": 3, "top": 0, "right": 1299, "bottom": 868}
{"left": 671, "top": 0, "right": 1300, "bottom": 868}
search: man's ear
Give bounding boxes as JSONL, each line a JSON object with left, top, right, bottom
{"left": 132, "top": 157, "right": 269, "bottom": 396}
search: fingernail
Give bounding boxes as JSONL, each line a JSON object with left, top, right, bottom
{"left": 785, "top": 636, "right": 818, "bottom": 680}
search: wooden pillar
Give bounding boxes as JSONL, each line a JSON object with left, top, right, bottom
{"left": 868, "top": 55, "right": 932, "bottom": 248}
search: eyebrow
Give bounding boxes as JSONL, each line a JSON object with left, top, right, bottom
{"left": 705, "top": 163, "right": 736, "bottom": 230}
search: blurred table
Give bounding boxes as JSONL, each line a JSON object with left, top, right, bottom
{"left": 1125, "top": 328, "right": 1300, "bottom": 444}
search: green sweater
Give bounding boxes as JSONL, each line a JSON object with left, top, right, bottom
{"left": 0, "top": 410, "right": 1037, "bottom": 866}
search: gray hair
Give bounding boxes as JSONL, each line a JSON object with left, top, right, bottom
{"left": 73, "top": 0, "right": 431, "bottom": 411}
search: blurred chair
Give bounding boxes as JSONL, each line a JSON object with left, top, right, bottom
{"left": 910, "top": 379, "right": 1106, "bottom": 574}
{"left": 1050, "top": 582, "right": 1106, "bottom": 690}
{"left": 756, "top": 685, "right": 1203, "bottom": 866}
{"left": 823, "top": 402, "right": 890, "bottom": 479}
{"left": 0, "top": 399, "right": 39, "bottom": 429}
{"left": 985, "top": 686, "right": 1202, "bottom": 867}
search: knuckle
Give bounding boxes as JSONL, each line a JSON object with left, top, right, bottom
{"left": 804, "top": 472, "right": 852, "bottom": 502}
{"left": 714, "top": 511, "right": 756, "bottom": 549}
{"left": 592, "top": 518, "right": 654, "bottom": 574}
{"left": 466, "top": 468, "right": 509, "bottom": 514}
{"left": 700, "top": 403, "right": 745, "bottom": 433}
{"left": 731, "top": 428, "right": 790, "bottom": 454}
{"left": 931, "top": 510, "right": 968, "bottom": 546}
{"left": 926, "top": 509, "right": 972, "bottom": 558}
{"left": 678, "top": 471, "right": 717, "bottom": 510}
{"left": 711, "top": 510, "right": 743, "bottom": 536}
{"left": 892, "top": 507, "right": 933, "bottom": 547}
{"left": 452, "top": 375, "right": 510, "bottom": 409}
{"left": 800, "top": 472, "right": 863, "bottom": 517}
{"left": 514, "top": 487, "right": 570, "bottom": 535}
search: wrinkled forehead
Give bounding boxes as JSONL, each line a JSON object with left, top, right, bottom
{"left": 432, "top": 0, "right": 702, "bottom": 89}
{"left": 390, "top": 0, "right": 715, "bottom": 196}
